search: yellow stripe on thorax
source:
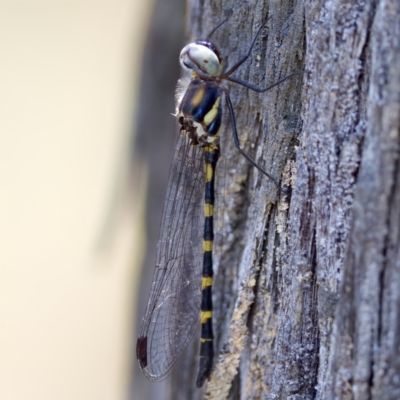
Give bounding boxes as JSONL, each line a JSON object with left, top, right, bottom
{"left": 190, "top": 86, "right": 205, "bottom": 107}
{"left": 201, "top": 311, "right": 212, "bottom": 323}
{"left": 203, "top": 97, "right": 221, "bottom": 126}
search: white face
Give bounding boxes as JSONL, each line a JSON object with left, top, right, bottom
{"left": 179, "top": 43, "right": 221, "bottom": 76}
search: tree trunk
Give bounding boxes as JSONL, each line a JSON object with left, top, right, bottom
{"left": 162, "top": 0, "right": 400, "bottom": 399}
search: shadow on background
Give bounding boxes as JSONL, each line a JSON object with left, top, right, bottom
{"left": 0, "top": 0, "right": 184, "bottom": 399}
{"left": 130, "top": 0, "right": 186, "bottom": 399}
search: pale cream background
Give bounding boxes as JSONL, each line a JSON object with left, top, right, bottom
{"left": 0, "top": 1, "right": 153, "bottom": 399}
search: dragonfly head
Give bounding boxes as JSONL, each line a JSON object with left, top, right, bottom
{"left": 180, "top": 40, "right": 223, "bottom": 77}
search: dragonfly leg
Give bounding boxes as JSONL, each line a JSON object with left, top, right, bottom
{"left": 221, "top": 15, "right": 272, "bottom": 77}
{"left": 223, "top": 89, "right": 290, "bottom": 194}
{"left": 227, "top": 71, "right": 306, "bottom": 92}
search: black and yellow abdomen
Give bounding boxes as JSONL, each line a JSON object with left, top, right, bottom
{"left": 196, "top": 145, "right": 219, "bottom": 388}
{"left": 179, "top": 79, "right": 222, "bottom": 137}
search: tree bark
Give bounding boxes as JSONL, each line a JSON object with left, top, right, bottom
{"left": 163, "top": 0, "right": 400, "bottom": 399}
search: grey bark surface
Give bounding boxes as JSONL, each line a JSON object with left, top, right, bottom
{"left": 163, "top": 0, "right": 400, "bottom": 399}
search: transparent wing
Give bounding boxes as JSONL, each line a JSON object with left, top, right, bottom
{"left": 138, "top": 133, "right": 205, "bottom": 381}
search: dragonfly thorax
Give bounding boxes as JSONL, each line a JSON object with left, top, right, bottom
{"left": 180, "top": 40, "right": 223, "bottom": 77}
{"left": 178, "top": 79, "right": 223, "bottom": 146}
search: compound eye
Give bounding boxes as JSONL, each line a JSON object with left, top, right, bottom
{"left": 180, "top": 43, "right": 221, "bottom": 76}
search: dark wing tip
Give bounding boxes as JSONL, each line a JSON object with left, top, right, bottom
{"left": 136, "top": 336, "right": 148, "bottom": 368}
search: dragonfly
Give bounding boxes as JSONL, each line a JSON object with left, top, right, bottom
{"left": 136, "top": 11, "right": 303, "bottom": 388}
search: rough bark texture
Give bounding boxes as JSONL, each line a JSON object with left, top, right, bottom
{"left": 159, "top": 0, "right": 400, "bottom": 399}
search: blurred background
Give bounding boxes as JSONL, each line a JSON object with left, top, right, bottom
{"left": 0, "top": 0, "right": 185, "bottom": 399}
